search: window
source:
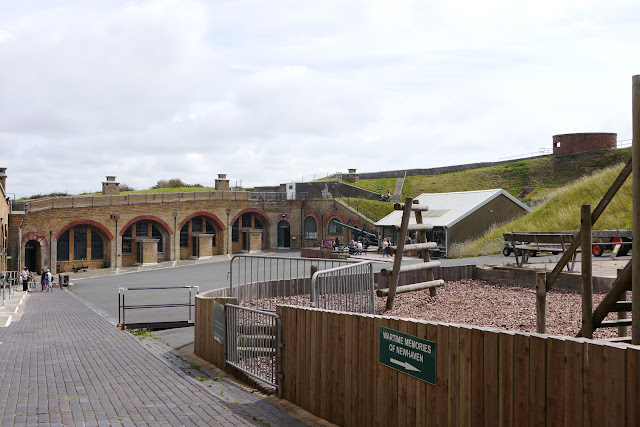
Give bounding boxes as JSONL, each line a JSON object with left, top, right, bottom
{"left": 192, "top": 217, "right": 203, "bottom": 233}
{"left": 232, "top": 219, "right": 239, "bottom": 242}
{"left": 57, "top": 230, "right": 69, "bottom": 261}
{"left": 328, "top": 219, "right": 342, "bottom": 234}
{"left": 180, "top": 224, "right": 189, "bottom": 247}
{"left": 122, "top": 226, "right": 132, "bottom": 254}
{"left": 136, "top": 222, "right": 149, "bottom": 237}
{"left": 152, "top": 225, "right": 163, "bottom": 252}
{"left": 254, "top": 218, "right": 262, "bottom": 229}
{"left": 304, "top": 217, "right": 317, "bottom": 240}
{"left": 74, "top": 227, "right": 87, "bottom": 260}
{"left": 242, "top": 214, "right": 252, "bottom": 228}
{"left": 206, "top": 221, "right": 217, "bottom": 247}
{"left": 91, "top": 231, "right": 103, "bottom": 260}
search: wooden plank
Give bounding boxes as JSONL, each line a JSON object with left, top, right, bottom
{"left": 378, "top": 317, "right": 394, "bottom": 426}
{"left": 583, "top": 342, "right": 604, "bottom": 427}
{"left": 458, "top": 326, "right": 472, "bottom": 426}
{"left": 471, "top": 327, "right": 485, "bottom": 425}
{"left": 603, "top": 344, "right": 626, "bottom": 425}
{"left": 513, "top": 334, "right": 530, "bottom": 427}
{"left": 372, "top": 315, "right": 383, "bottom": 427}
{"left": 333, "top": 313, "right": 344, "bottom": 425}
{"left": 404, "top": 321, "right": 417, "bottom": 427}
{"left": 343, "top": 313, "right": 353, "bottom": 427}
{"left": 415, "top": 322, "right": 428, "bottom": 427}
{"left": 389, "top": 318, "right": 400, "bottom": 426}
{"left": 350, "top": 313, "right": 361, "bottom": 427}
{"left": 426, "top": 322, "right": 438, "bottom": 426}
{"left": 483, "top": 329, "right": 499, "bottom": 427}
{"left": 309, "top": 309, "right": 319, "bottom": 416}
{"left": 563, "top": 339, "right": 583, "bottom": 426}
{"left": 448, "top": 325, "right": 460, "bottom": 426}
{"left": 363, "top": 314, "right": 375, "bottom": 427}
{"left": 546, "top": 337, "right": 566, "bottom": 426}
{"left": 320, "top": 310, "right": 330, "bottom": 420}
{"left": 303, "top": 308, "right": 312, "bottom": 412}
{"left": 528, "top": 335, "right": 546, "bottom": 427}
{"left": 295, "top": 307, "right": 304, "bottom": 406}
{"left": 626, "top": 346, "right": 639, "bottom": 427}
{"left": 498, "top": 332, "right": 514, "bottom": 427}
{"left": 437, "top": 323, "right": 450, "bottom": 426}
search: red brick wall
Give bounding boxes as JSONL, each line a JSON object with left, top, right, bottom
{"left": 552, "top": 133, "right": 616, "bottom": 155}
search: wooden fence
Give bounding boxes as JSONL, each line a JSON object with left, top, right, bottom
{"left": 276, "top": 305, "right": 640, "bottom": 427}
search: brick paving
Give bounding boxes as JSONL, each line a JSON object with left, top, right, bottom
{"left": 0, "top": 289, "right": 307, "bottom": 426}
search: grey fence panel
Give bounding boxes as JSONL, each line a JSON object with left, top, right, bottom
{"left": 311, "top": 261, "right": 376, "bottom": 314}
{"left": 225, "top": 304, "right": 281, "bottom": 391}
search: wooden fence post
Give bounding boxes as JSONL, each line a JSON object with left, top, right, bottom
{"left": 536, "top": 271, "right": 546, "bottom": 334}
{"left": 581, "top": 204, "right": 593, "bottom": 339}
{"left": 633, "top": 74, "right": 640, "bottom": 345}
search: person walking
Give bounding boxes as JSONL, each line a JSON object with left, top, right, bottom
{"left": 382, "top": 238, "right": 390, "bottom": 257}
{"left": 20, "top": 267, "right": 29, "bottom": 292}
{"left": 40, "top": 268, "right": 46, "bottom": 292}
{"left": 46, "top": 269, "right": 53, "bottom": 292}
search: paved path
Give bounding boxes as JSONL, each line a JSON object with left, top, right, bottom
{"left": 0, "top": 289, "right": 306, "bottom": 426}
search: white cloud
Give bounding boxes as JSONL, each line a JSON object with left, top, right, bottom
{"left": 1, "top": 0, "right": 639, "bottom": 198}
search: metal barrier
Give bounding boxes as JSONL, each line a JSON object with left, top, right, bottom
{"left": 311, "top": 261, "right": 376, "bottom": 314}
{"left": 0, "top": 271, "right": 17, "bottom": 305}
{"left": 118, "top": 286, "right": 199, "bottom": 329}
{"left": 225, "top": 304, "right": 282, "bottom": 392}
{"left": 226, "top": 255, "right": 359, "bottom": 310}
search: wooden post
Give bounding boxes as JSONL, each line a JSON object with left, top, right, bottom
{"left": 581, "top": 205, "right": 593, "bottom": 339}
{"left": 633, "top": 74, "right": 640, "bottom": 345}
{"left": 617, "top": 269, "right": 628, "bottom": 338}
{"left": 386, "top": 197, "right": 413, "bottom": 310}
{"left": 415, "top": 203, "right": 436, "bottom": 297}
{"left": 535, "top": 271, "right": 546, "bottom": 333}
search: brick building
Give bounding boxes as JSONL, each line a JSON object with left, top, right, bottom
{"left": 552, "top": 133, "right": 617, "bottom": 155}
{"left": 5, "top": 174, "right": 376, "bottom": 273}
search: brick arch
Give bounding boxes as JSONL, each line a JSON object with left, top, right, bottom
{"left": 230, "top": 208, "right": 272, "bottom": 227}
{"left": 178, "top": 212, "right": 226, "bottom": 231}
{"left": 325, "top": 215, "right": 344, "bottom": 228}
{"left": 22, "top": 231, "right": 49, "bottom": 247}
{"left": 119, "top": 215, "right": 173, "bottom": 237}
{"left": 56, "top": 220, "right": 114, "bottom": 241}
{"left": 303, "top": 211, "right": 321, "bottom": 225}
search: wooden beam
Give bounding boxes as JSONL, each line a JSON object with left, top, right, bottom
{"left": 581, "top": 205, "right": 593, "bottom": 339}
{"left": 380, "top": 261, "right": 441, "bottom": 276}
{"left": 633, "top": 74, "right": 640, "bottom": 345}
{"left": 393, "top": 203, "right": 429, "bottom": 212}
{"left": 386, "top": 197, "right": 413, "bottom": 310}
{"left": 536, "top": 271, "right": 546, "bottom": 334}
{"left": 377, "top": 280, "right": 445, "bottom": 296}
{"left": 546, "top": 158, "right": 632, "bottom": 291}
{"left": 389, "top": 223, "right": 433, "bottom": 233}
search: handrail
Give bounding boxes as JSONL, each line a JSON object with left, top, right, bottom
{"left": 118, "top": 285, "right": 199, "bottom": 328}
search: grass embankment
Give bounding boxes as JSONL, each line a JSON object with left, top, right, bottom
{"left": 338, "top": 198, "right": 395, "bottom": 222}
{"left": 481, "top": 162, "right": 632, "bottom": 240}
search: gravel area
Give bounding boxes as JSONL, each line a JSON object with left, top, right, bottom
{"left": 376, "top": 279, "right": 625, "bottom": 340}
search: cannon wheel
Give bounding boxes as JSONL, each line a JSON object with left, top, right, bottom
{"left": 592, "top": 244, "right": 603, "bottom": 257}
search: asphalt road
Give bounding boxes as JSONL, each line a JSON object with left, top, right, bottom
{"left": 70, "top": 250, "right": 565, "bottom": 348}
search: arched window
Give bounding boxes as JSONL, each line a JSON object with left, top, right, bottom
{"left": 74, "top": 227, "right": 87, "bottom": 260}
{"left": 152, "top": 225, "right": 163, "bottom": 253}
{"left": 58, "top": 230, "right": 70, "bottom": 261}
{"left": 304, "top": 217, "right": 318, "bottom": 240}
{"left": 232, "top": 219, "right": 239, "bottom": 242}
{"left": 91, "top": 231, "right": 104, "bottom": 260}
{"left": 206, "top": 221, "right": 217, "bottom": 247}
{"left": 328, "top": 219, "right": 342, "bottom": 234}
{"left": 180, "top": 224, "right": 189, "bottom": 247}
{"left": 122, "top": 226, "right": 132, "bottom": 253}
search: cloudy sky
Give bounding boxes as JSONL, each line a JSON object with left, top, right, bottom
{"left": 1, "top": 0, "right": 639, "bottom": 198}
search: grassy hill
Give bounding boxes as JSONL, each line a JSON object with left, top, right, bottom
{"left": 480, "top": 162, "right": 632, "bottom": 239}
{"left": 351, "top": 148, "right": 631, "bottom": 200}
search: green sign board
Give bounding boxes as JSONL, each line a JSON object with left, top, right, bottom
{"left": 213, "top": 302, "right": 225, "bottom": 345}
{"left": 379, "top": 326, "right": 436, "bottom": 384}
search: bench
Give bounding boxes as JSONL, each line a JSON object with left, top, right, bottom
{"left": 504, "top": 232, "right": 576, "bottom": 270}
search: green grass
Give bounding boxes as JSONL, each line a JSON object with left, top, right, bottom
{"left": 347, "top": 178, "right": 398, "bottom": 195}
{"left": 338, "top": 198, "right": 396, "bottom": 221}
{"left": 480, "top": 162, "right": 631, "bottom": 240}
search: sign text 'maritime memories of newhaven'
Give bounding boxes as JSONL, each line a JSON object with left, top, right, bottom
{"left": 379, "top": 326, "right": 436, "bottom": 384}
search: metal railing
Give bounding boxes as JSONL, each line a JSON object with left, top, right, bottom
{"left": 23, "top": 190, "right": 287, "bottom": 213}
{"left": 0, "top": 271, "right": 18, "bottom": 305}
{"left": 225, "top": 304, "right": 282, "bottom": 392}
{"left": 118, "top": 286, "right": 199, "bottom": 328}
{"left": 311, "top": 261, "right": 375, "bottom": 314}
{"left": 498, "top": 148, "right": 552, "bottom": 161}
{"left": 221, "top": 255, "right": 360, "bottom": 310}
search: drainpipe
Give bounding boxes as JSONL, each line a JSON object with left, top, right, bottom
{"left": 226, "top": 209, "right": 231, "bottom": 255}
{"left": 49, "top": 230, "right": 52, "bottom": 271}
{"left": 173, "top": 212, "right": 178, "bottom": 262}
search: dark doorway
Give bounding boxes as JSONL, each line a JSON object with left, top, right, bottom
{"left": 242, "top": 232, "right": 248, "bottom": 251}
{"left": 25, "top": 240, "right": 40, "bottom": 272}
{"left": 192, "top": 237, "right": 199, "bottom": 257}
{"left": 136, "top": 242, "right": 143, "bottom": 264}
{"left": 277, "top": 221, "right": 290, "bottom": 248}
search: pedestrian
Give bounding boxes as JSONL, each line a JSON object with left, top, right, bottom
{"left": 46, "top": 269, "right": 53, "bottom": 292}
{"left": 382, "top": 238, "right": 389, "bottom": 257}
{"left": 40, "top": 268, "right": 46, "bottom": 292}
{"left": 20, "top": 267, "right": 29, "bottom": 292}
{"left": 357, "top": 241, "right": 363, "bottom": 255}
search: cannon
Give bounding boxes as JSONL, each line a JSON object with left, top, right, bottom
{"left": 334, "top": 221, "right": 379, "bottom": 248}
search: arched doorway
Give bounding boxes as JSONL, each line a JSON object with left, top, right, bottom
{"left": 277, "top": 221, "right": 290, "bottom": 248}
{"left": 25, "top": 240, "right": 41, "bottom": 272}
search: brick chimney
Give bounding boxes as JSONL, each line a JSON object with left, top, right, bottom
{"left": 102, "top": 176, "right": 120, "bottom": 195}
{"left": 215, "top": 174, "right": 230, "bottom": 191}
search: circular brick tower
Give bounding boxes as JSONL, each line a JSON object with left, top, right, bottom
{"left": 552, "top": 133, "right": 617, "bottom": 155}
